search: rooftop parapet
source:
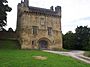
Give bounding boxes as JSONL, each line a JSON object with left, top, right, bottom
{"left": 18, "top": 0, "right": 61, "bottom": 16}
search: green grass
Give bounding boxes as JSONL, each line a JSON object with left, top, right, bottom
{"left": 0, "top": 40, "right": 90, "bottom": 67}
{"left": 0, "top": 49, "right": 90, "bottom": 67}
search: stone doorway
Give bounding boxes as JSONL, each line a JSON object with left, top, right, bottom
{"left": 39, "top": 40, "right": 48, "bottom": 49}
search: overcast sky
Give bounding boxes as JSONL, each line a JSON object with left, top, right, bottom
{"left": 7, "top": 0, "right": 90, "bottom": 34}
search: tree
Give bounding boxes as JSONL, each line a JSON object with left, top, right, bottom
{"left": 75, "top": 26, "right": 90, "bottom": 50}
{"left": 63, "top": 26, "right": 90, "bottom": 50}
{"left": 63, "top": 31, "right": 75, "bottom": 49}
{"left": 1, "top": 27, "right": 7, "bottom": 32}
{"left": 75, "top": 26, "right": 85, "bottom": 49}
{"left": 8, "top": 27, "right": 13, "bottom": 32}
{"left": 0, "top": 0, "right": 12, "bottom": 28}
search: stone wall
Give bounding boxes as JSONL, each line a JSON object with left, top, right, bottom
{"left": 0, "top": 31, "right": 17, "bottom": 40}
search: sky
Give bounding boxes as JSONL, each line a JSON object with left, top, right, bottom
{"left": 7, "top": 0, "right": 90, "bottom": 34}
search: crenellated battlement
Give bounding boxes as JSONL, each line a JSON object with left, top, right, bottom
{"left": 18, "top": 0, "right": 61, "bottom": 17}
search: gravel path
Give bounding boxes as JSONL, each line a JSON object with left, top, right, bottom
{"left": 43, "top": 50, "right": 90, "bottom": 64}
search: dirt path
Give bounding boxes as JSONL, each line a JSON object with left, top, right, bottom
{"left": 43, "top": 50, "right": 90, "bottom": 64}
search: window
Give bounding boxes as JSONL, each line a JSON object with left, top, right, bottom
{"left": 40, "top": 18, "right": 45, "bottom": 25}
{"left": 48, "top": 27, "right": 52, "bottom": 35}
{"left": 32, "top": 26, "right": 38, "bottom": 35}
{"left": 32, "top": 41, "right": 34, "bottom": 45}
{"left": 32, "top": 40, "right": 36, "bottom": 49}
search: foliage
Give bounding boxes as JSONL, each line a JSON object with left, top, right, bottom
{"left": 0, "top": 27, "right": 14, "bottom": 32}
{"left": 0, "top": 49, "right": 90, "bottom": 67}
{"left": 63, "top": 26, "right": 90, "bottom": 50}
{"left": 75, "top": 26, "right": 90, "bottom": 50}
{"left": 0, "top": 27, "right": 7, "bottom": 32}
{"left": 8, "top": 27, "right": 14, "bottom": 32}
{"left": 0, "top": 0, "right": 12, "bottom": 28}
{"left": 63, "top": 31, "right": 75, "bottom": 49}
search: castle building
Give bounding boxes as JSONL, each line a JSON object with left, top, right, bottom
{"left": 16, "top": 0, "right": 62, "bottom": 49}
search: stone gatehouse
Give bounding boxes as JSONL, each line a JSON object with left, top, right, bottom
{"left": 16, "top": 0, "right": 62, "bottom": 49}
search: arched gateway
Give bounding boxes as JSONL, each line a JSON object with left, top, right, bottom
{"left": 38, "top": 38, "right": 51, "bottom": 49}
{"left": 39, "top": 40, "right": 48, "bottom": 49}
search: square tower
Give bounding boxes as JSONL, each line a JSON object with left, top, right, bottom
{"left": 17, "top": 1, "right": 63, "bottom": 50}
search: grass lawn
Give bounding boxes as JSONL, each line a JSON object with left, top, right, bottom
{"left": 0, "top": 49, "right": 90, "bottom": 67}
{"left": 0, "top": 40, "right": 90, "bottom": 67}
